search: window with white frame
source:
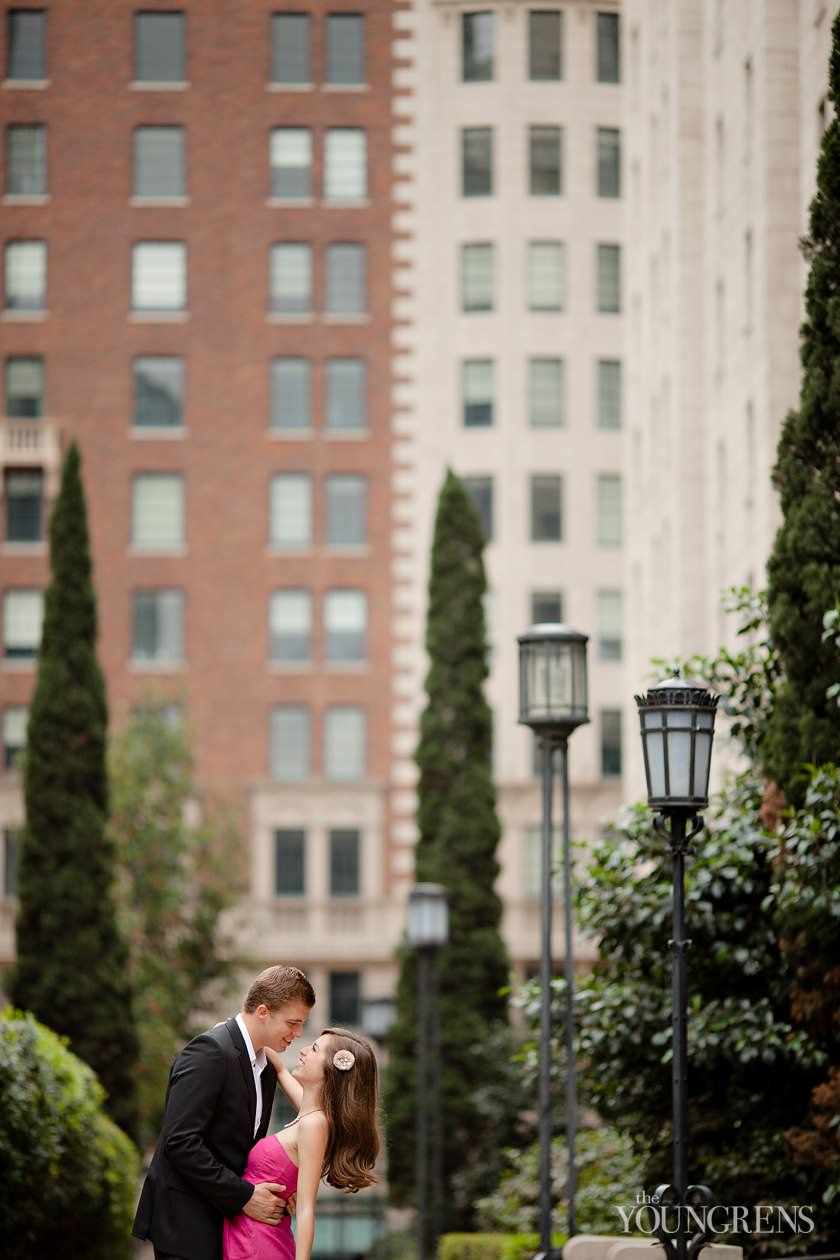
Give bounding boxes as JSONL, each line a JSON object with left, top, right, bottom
{"left": 269, "top": 590, "right": 312, "bottom": 663}
{"left": 528, "top": 10, "right": 562, "bottom": 80}
{"left": 270, "top": 474, "right": 312, "bottom": 547}
{"left": 325, "top": 474, "right": 366, "bottom": 545}
{"left": 3, "top": 588, "right": 43, "bottom": 659}
{"left": 325, "top": 358, "right": 366, "bottom": 431}
{"left": 527, "top": 241, "right": 565, "bottom": 311}
{"left": 461, "top": 242, "right": 494, "bottom": 312}
{"left": 5, "top": 124, "right": 46, "bottom": 195}
{"left": 597, "top": 242, "right": 621, "bottom": 312}
{"left": 5, "top": 240, "right": 46, "bottom": 311}
{"left": 462, "top": 11, "right": 494, "bottom": 81}
{"left": 275, "top": 828, "right": 306, "bottom": 895}
{"left": 132, "top": 473, "right": 185, "bottom": 549}
{"left": 134, "top": 11, "right": 186, "bottom": 83}
{"left": 530, "top": 474, "right": 562, "bottom": 541}
{"left": 596, "top": 11, "right": 620, "bottom": 83}
{"left": 325, "top": 14, "right": 365, "bottom": 85}
{"left": 134, "top": 126, "right": 185, "bottom": 198}
{"left": 324, "top": 589, "right": 367, "bottom": 663}
{"left": 6, "top": 9, "right": 46, "bottom": 80}
{"left": 132, "top": 589, "right": 183, "bottom": 663}
{"left": 5, "top": 355, "right": 43, "bottom": 417}
{"left": 325, "top": 243, "right": 366, "bottom": 315}
{"left": 329, "top": 828, "right": 360, "bottom": 897}
{"left": 4, "top": 468, "right": 43, "bottom": 542}
{"left": 529, "top": 125, "right": 562, "bottom": 195}
{"left": 269, "top": 243, "right": 312, "bottom": 315}
{"left": 270, "top": 706, "right": 311, "bottom": 781}
{"left": 528, "top": 357, "right": 564, "bottom": 427}
{"left": 270, "top": 13, "right": 311, "bottom": 85}
{"left": 324, "top": 129, "right": 367, "bottom": 200}
{"left": 133, "top": 357, "right": 184, "bottom": 428}
{"left": 271, "top": 357, "right": 311, "bottom": 430}
{"left": 462, "top": 359, "right": 494, "bottom": 427}
{"left": 461, "top": 127, "right": 493, "bottom": 196}
{"left": 324, "top": 705, "right": 366, "bottom": 781}
{"left": 597, "top": 127, "right": 621, "bottom": 197}
{"left": 132, "top": 242, "right": 186, "bottom": 312}
{"left": 269, "top": 128, "right": 312, "bottom": 199}
{"left": 596, "top": 473, "right": 622, "bottom": 545}
{"left": 597, "top": 589, "right": 623, "bottom": 661}
{"left": 3, "top": 705, "right": 26, "bottom": 770}
{"left": 597, "top": 359, "right": 622, "bottom": 429}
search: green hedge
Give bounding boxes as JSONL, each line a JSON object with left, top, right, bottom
{"left": 440, "top": 1232, "right": 566, "bottom": 1260}
{"left": 0, "top": 1007, "right": 139, "bottom": 1260}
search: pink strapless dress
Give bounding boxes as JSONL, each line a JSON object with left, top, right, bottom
{"left": 223, "top": 1136, "right": 299, "bottom": 1260}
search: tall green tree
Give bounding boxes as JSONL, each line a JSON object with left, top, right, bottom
{"left": 11, "top": 442, "right": 139, "bottom": 1138}
{"left": 763, "top": 9, "right": 840, "bottom": 804}
{"left": 384, "top": 470, "right": 520, "bottom": 1230}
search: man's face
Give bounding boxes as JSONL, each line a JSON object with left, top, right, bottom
{"left": 255, "top": 999, "right": 311, "bottom": 1053}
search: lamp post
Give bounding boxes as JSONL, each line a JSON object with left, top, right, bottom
{"left": 517, "top": 624, "right": 589, "bottom": 1256}
{"left": 634, "top": 670, "right": 719, "bottom": 1260}
{"left": 361, "top": 995, "right": 396, "bottom": 1045}
{"left": 407, "top": 883, "right": 449, "bottom": 1260}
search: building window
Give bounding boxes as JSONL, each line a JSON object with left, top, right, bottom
{"left": 461, "top": 243, "right": 493, "bottom": 312}
{"left": 5, "top": 356, "right": 43, "bottom": 417}
{"left": 133, "top": 357, "right": 184, "bottom": 428}
{"left": 324, "top": 589, "right": 367, "bottom": 663}
{"left": 132, "top": 473, "right": 185, "bottom": 549}
{"left": 133, "top": 126, "right": 185, "bottom": 198}
{"left": 597, "top": 127, "right": 621, "bottom": 197}
{"left": 597, "top": 243, "right": 621, "bottom": 313}
{"left": 324, "top": 129, "right": 367, "bottom": 200}
{"left": 3, "top": 588, "right": 43, "bottom": 659}
{"left": 275, "top": 828, "right": 306, "bottom": 896}
{"left": 462, "top": 475, "right": 493, "bottom": 542}
{"left": 270, "top": 706, "right": 311, "bottom": 781}
{"left": 134, "top": 11, "right": 186, "bottom": 83}
{"left": 329, "top": 970, "right": 361, "bottom": 1025}
{"left": 271, "top": 358, "right": 311, "bottom": 431}
{"left": 522, "top": 823, "right": 560, "bottom": 898}
{"left": 132, "top": 242, "right": 186, "bottom": 313}
{"left": 462, "top": 127, "right": 493, "bottom": 196}
{"left": 329, "top": 828, "right": 360, "bottom": 897}
{"left": 270, "top": 13, "right": 311, "bottom": 85}
{"left": 325, "top": 706, "right": 366, "bottom": 781}
{"left": 529, "top": 358, "right": 564, "bottom": 428}
{"left": 325, "top": 243, "right": 366, "bottom": 316}
{"left": 4, "top": 469, "right": 43, "bottom": 543}
{"left": 270, "top": 590, "right": 311, "bottom": 663}
{"left": 270, "top": 474, "right": 312, "bottom": 548}
{"left": 462, "top": 11, "right": 494, "bottom": 81}
{"left": 596, "top": 474, "right": 622, "bottom": 545}
{"left": 269, "top": 243, "right": 312, "bottom": 315}
{"left": 531, "top": 590, "right": 563, "bottom": 624}
{"left": 132, "top": 589, "right": 183, "bottom": 664}
{"left": 6, "top": 9, "right": 46, "bottom": 80}
{"left": 3, "top": 828, "right": 19, "bottom": 898}
{"left": 325, "top": 13, "right": 365, "bottom": 86}
{"left": 597, "top": 589, "right": 622, "bottom": 661}
{"left": 5, "top": 124, "right": 46, "bottom": 196}
{"left": 325, "top": 474, "right": 366, "bottom": 546}
{"left": 5, "top": 240, "right": 46, "bottom": 311}
{"left": 462, "top": 359, "right": 494, "bottom": 428}
{"left": 529, "top": 125, "right": 562, "bottom": 195}
{"left": 528, "top": 11, "right": 562, "bottom": 80}
{"left": 325, "top": 358, "right": 366, "bottom": 431}
{"left": 269, "top": 128, "right": 312, "bottom": 200}
{"left": 597, "top": 359, "right": 622, "bottom": 429}
{"left": 596, "top": 11, "right": 620, "bottom": 83}
{"left": 530, "top": 474, "right": 562, "bottom": 542}
{"left": 527, "top": 241, "right": 565, "bottom": 310}
{"left": 601, "top": 708, "right": 622, "bottom": 777}
{"left": 3, "top": 706, "right": 26, "bottom": 770}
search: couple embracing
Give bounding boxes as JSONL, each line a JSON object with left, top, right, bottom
{"left": 133, "top": 964, "right": 380, "bottom": 1260}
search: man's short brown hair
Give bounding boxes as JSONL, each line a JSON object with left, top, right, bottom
{"left": 243, "top": 965, "right": 315, "bottom": 1013}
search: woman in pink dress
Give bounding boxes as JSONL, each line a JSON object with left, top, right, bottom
{"left": 223, "top": 1027, "right": 380, "bottom": 1260}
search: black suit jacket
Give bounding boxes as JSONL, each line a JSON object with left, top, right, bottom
{"left": 132, "top": 1018, "right": 278, "bottom": 1260}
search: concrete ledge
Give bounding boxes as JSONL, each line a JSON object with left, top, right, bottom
{"left": 565, "top": 1236, "right": 742, "bottom": 1260}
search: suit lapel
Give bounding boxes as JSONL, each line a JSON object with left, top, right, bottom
{"left": 258, "top": 1062, "right": 277, "bottom": 1139}
{"left": 226, "top": 1017, "right": 257, "bottom": 1136}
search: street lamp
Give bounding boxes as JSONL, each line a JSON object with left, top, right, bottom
{"left": 361, "top": 995, "right": 396, "bottom": 1045}
{"left": 634, "top": 669, "right": 719, "bottom": 1260}
{"left": 407, "top": 883, "right": 449, "bottom": 1260}
{"left": 517, "top": 624, "right": 589, "bottom": 1256}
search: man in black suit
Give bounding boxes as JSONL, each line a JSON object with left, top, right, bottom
{"left": 133, "top": 964, "right": 316, "bottom": 1260}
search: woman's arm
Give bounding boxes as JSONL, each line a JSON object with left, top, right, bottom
{"left": 294, "top": 1114, "right": 329, "bottom": 1260}
{"left": 264, "top": 1046, "right": 304, "bottom": 1111}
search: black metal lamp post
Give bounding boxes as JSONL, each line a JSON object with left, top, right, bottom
{"left": 361, "top": 995, "right": 396, "bottom": 1045}
{"left": 407, "top": 883, "right": 449, "bottom": 1260}
{"left": 634, "top": 670, "right": 719, "bottom": 1260}
{"left": 517, "top": 624, "right": 589, "bottom": 1257}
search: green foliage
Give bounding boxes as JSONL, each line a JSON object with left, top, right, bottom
{"left": 110, "top": 705, "right": 245, "bottom": 1146}
{"left": 763, "top": 11, "right": 840, "bottom": 804}
{"left": 439, "top": 1233, "right": 564, "bottom": 1260}
{"left": 0, "top": 1007, "right": 139, "bottom": 1260}
{"left": 384, "top": 471, "right": 520, "bottom": 1230}
{"left": 10, "top": 442, "right": 139, "bottom": 1138}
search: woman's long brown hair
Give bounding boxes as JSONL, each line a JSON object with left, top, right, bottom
{"left": 318, "top": 1028, "right": 380, "bottom": 1192}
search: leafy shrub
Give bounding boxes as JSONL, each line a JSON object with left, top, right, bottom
{"left": 0, "top": 1007, "right": 139, "bottom": 1260}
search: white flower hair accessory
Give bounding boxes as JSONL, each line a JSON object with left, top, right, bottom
{"left": 333, "top": 1049, "right": 355, "bottom": 1071}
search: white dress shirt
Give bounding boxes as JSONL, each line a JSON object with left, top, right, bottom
{"left": 235, "top": 1013, "right": 268, "bottom": 1137}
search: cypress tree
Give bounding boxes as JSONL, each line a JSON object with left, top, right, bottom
{"left": 384, "top": 470, "right": 518, "bottom": 1230}
{"left": 11, "top": 442, "right": 139, "bottom": 1139}
{"left": 763, "top": 10, "right": 840, "bottom": 804}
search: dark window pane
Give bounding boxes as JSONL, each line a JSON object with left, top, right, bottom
{"left": 329, "top": 828, "right": 360, "bottom": 897}
{"left": 133, "top": 357, "right": 184, "bottom": 427}
{"left": 271, "top": 13, "right": 311, "bottom": 84}
{"left": 4, "top": 829, "right": 20, "bottom": 898}
{"left": 131, "top": 589, "right": 183, "bottom": 662}
{"left": 601, "top": 709, "right": 622, "bottom": 777}
{"left": 462, "top": 12, "right": 494, "bottom": 81}
{"left": 597, "top": 127, "right": 621, "bottom": 197}
{"left": 3, "top": 707, "right": 26, "bottom": 770}
{"left": 5, "top": 356, "right": 43, "bottom": 418}
{"left": 529, "top": 11, "right": 562, "bottom": 80}
{"left": 135, "top": 12, "right": 185, "bottom": 83}
{"left": 531, "top": 474, "right": 562, "bottom": 541}
{"left": 6, "top": 124, "right": 46, "bottom": 195}
{"left": 325, "top": 243, "right": 366, "bottom": 315}
{"left": 531, "top": 591, "right": 563, "bottom": 624}
{"left": 462, "top": 360, "right": 494, "bottom": 427}
{"left": 325, "top": 475, "right": 366, "bottom": 545}
{"left": 275, "top": 828, "right": 305, "bottom": 896}
{"left": 462, "top": 475, "right": 493, "bottom": 542}
{"left": 271, "top": 358, "right": 311, "bottom": 430}
{"left": 530, "top": 125, "right": 562, "bottom": 195}
{"left": 326, "top": 358, "right": 366, "bottom": 430}
{"left": 134, "top": 126, "right": 185, "bottom": 197}
{"left": 329, "top": 970, "right": 361, "bottom": 1025}
{"left": 4, "top": 469, "right": 42, "bottom": 542}
{"left": 7, "top": 10, "right": 45, "bottom": 79}
{"left": 462, "top": 127, "right": 492, "bottom": 196}
{"left": 270, "top": 128, "right": 312, "bottom": 199}
{"left": 326, "top": 14, "right": 365, "bottom": 85}
{"left": 270, "top": 590, "right": 311, "bottom": 662}
{"left": 597, "top": 11, "right": 620, "bottom": 83}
